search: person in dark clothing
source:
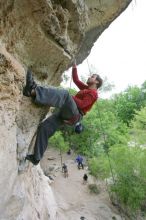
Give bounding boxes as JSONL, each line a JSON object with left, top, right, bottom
{"left": 24, "top": 61, "right": 103, "bottom": 165}
{"left": 62, "top": 163, "right": 68, "bottom": 178}
{"left": 67, "top": 149, "right": 71, "bottom": 155}
{"left": 83, "top": 173, "right": 88, "bottom": 184}
{"left": 80, "top": 216, "right": 85, "bottom": 220}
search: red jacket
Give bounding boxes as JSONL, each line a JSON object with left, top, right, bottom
{"left": 72, "top": 66, "right": 98, "bottom": 115}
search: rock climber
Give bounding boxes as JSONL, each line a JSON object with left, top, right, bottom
{"left": 23, "top": 60, "right": 103, "bottom": 165}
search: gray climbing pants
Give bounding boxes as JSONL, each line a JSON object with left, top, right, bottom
{"left": 33, "top": 86, "right": 80, "bottom": 160}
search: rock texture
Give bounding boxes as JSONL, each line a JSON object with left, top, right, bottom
{"left": 0, "top": 0, "right": 132, "bottom": 219}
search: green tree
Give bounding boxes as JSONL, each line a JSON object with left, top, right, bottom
{"left": 110, "top": 146, "right": 146, "bottom": 212}
{"left": 114, "top": 86, "right": 146, "bottom": 126}
{"left": 49, "top": 131, "right": 69, "bottom": 166}
{"left": 88, "top": 146, "right": 146, "bottom": 213}
{"left": 130, "top": 107, "right": 146, "bottom": 145}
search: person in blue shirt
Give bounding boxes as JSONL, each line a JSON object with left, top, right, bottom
{"left": 76, "top": 155, "right": 84, "bottom": 169}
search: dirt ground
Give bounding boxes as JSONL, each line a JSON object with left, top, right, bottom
{"left": 40, "top": 148, "right": 124, "bottom": 220}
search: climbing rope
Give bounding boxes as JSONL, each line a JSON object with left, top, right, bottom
{"left": 86, "top": 58, "right": 125, "bottom": 220}
{"left": 86, "top": 58, "right": 116, "bottom": 187}
{"left": 69, "top": 74, "right": 72, "bottom": 89}
{"left": 96, "top": 104, "right": 125, "bottom": 218}
{"left": 86, "top": 58, "right": 92, "bottom": 76}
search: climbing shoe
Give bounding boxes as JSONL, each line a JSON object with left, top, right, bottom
{"left": 25, "top": 154, "right": 40, "bottom": 165}
{"left": 23, "top": 69, "right": 37, "bottom": 97}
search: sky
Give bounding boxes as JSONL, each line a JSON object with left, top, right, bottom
{"left": 62, "top": 0, "right": 146, "bottom": 98}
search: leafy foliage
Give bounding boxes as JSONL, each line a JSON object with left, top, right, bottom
{"left": 131, "top": 107, "right": 146, "bottom": 145}
{"left": 89, "top": 146, "right": 146, "bottom": 212}
{"left": 113, "top": 86, "right": 146, "bottom": 126}
{"left": 88, "top": 156, "right": 110, "bottom": 179}
{"left": 49, "top": 131, "right": 69, "bottom": 153}
{"left": 110, "top": 146, "right": 146, "bottom": 211}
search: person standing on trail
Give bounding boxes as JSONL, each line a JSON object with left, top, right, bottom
{"left": 83, "top": 173, "right": 88, "bottom": 184}
{"left": 23, "top": 60, "right": 103, "bottom": 165}
{"left": 67, "top": 149, "right": 71, "bottom": 155}
{"left": 62, "top": 163, "right": 69, "bottom": 178}
{"left": 76, "top": 155, "right": 84, "bottom": 169}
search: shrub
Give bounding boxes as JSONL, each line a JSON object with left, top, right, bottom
{"left": 88, "top": 184, "right": 100, "bottom": 194}
{"left": 88, "top": 156, "right": 110, "bottom": 179}
{"left": 88, "top": 146, "right": 146, "bottom": 213}
{"left": 109, "top": 146, "right": 146, "bottom": 212}
{"left": 49, "top": 131, "right": 69, "bottom": 152}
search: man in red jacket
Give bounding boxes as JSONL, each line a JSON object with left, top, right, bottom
{"left": 23, "top": 62, "right": 103, "bottom": 165}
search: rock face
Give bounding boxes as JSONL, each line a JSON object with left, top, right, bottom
{"left": 0, "top": 1, "right": 132, "bottom": 219}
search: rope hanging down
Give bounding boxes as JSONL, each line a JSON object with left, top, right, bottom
{"left": 86, "top": 59, "right": 125, "bottom": 220}
{"left": 60, "top": 58, "right": 75, "bottom": 169}
{"left": 85, "top": 58, "right": 116, "bottom": 180}
{"left": 96, "top": 105, "right": 126, "bottom": 219}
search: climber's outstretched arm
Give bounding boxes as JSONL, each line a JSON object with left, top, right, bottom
{"left": 72, "top": 62, "right": 88, "bottom": 90}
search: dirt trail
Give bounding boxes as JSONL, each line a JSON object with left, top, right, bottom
{"left": 41, "top": 148, "right": 123, "bottom": 220}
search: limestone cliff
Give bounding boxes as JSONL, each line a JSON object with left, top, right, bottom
{"left": 0, "top": 1, "right": 132, "bottom": 219}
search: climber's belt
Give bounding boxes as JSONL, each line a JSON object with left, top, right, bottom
{"left": 63, "top": 113, "right": 82, "bottom": 126}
